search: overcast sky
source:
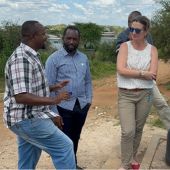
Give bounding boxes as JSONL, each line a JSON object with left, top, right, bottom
{"left": 0, "top": 0, "right": 161, "bottom": 27}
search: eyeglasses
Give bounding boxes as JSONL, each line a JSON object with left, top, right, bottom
{"left": 129, "top": 27, "right": 144, "bottom": 34}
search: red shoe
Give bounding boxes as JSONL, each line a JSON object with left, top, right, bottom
{"left": 131, "top": 162, "right": 140, "bottom": 170}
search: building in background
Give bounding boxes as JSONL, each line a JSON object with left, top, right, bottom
{"left": 100, "top": 32, "right": 116, "bottom": 44}
{"left": 48, "top": 34, "right": 62, "bottom": 50}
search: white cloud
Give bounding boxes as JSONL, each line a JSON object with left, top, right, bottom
{"left": 73, "top": 3, "right": 86, "bottom": 13}
{"left": 48, "top": 3, "right": 70, "bottom": 13}
{"left": 0, "top": 0, "right": 161, "bottom": 26}
{"left": 0, "top": 0, "right": 6, "bottom": 3}
{"left": 141, "top": 0, "right": 155, "bottom": 4}
{"left": 89, "top": 0, "right": 115, "bottom": 6}
{"left": 73, "top": 3, "right": 94, "bottom": 16}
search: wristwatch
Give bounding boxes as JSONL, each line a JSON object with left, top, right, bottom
{"left": 140, "top": 70, "right": 145, "bottom": 77}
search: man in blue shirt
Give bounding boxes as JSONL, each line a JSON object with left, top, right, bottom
{"left": 45, "top": 25, "right": 93, "bottom": 168}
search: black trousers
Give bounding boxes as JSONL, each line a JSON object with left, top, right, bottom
{"left": 57, "top": 99, "right": 90, "bottom": 162}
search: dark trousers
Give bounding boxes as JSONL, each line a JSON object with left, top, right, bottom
{"left": 57, "top": 99, "right": 90, "bottom": 162}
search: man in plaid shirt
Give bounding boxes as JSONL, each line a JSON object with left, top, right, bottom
{"left": 3, "top": 20, "right": 76, "bottom": 169}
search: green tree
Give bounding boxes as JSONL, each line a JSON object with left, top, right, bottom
{"left": 95, "top": 42, "right": 117, "bottom": 63}
{"left": 46, "top": 24, "right": 66, "bottom": 37}
{"left": 0, "top": 21, "right": 21, "bottom": 56}
{"left": 151, "top": 0, "right": 170, "bottom": 60}
{"left": 74, "top": 22, "right": 103, "bottom": 49}
{"left": 0, "top": 21, "right": 21, "bottom": 76}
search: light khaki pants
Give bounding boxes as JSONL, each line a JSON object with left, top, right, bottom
{"left": 118, "top": 89, "right": 153, "bottom": 169}
{"left": 153, "top": 82, "right": 170, "bottom": 130}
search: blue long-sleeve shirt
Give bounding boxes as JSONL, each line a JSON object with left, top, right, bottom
{"left": 45, "top": 47, "right": 93, "bottom": 114}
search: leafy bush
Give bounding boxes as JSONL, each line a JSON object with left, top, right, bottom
{"left": 90, "top": 59, "right": 116, "bottom": 79}
{"left": 95, "top": 42, "right": 117, "bottom": 63}
{"left": 151, "top": 0, "right": 170, "bottom": 60}
{"left": 39, "top": 49, "right": 54, "bottom": 65}
{"left": 0, "top": 21, "right": 21, "bottom": 76}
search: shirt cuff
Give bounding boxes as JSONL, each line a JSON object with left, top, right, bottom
{"left": 49, "top": 111, "right": 59, "bottom": 117}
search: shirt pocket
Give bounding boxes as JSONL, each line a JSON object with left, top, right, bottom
{"left": 79, "top": 62, "right": 87, "bottom": 76}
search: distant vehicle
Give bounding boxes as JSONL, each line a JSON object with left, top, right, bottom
{"left": 48, "top": 34, "right": 62, "bottom": 50}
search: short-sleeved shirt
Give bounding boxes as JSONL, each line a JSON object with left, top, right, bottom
{"left": 3, "top": 43, "right": 56, "bottom": 128}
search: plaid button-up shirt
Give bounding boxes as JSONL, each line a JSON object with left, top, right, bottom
{"left": 3, "top": 43, "right": 56, "bottom": 128}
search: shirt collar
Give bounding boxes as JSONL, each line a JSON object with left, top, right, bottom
{"left": 60, "top": 46, "right": 79, "bottom": 57}
{"left": 20, "top": 42, "right": 38, "bottom": 57}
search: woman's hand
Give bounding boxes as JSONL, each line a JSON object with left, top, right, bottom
{"left": 140, "top": 71, "right": 156, "bottom": 80}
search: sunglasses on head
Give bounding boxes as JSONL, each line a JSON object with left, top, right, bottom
{"left": 129, "top": 27, "right": 143, "bottom": 34}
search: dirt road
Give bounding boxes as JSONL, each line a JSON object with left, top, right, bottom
{"left": 0, "top": 60, "right": 170, "bottom": 169}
